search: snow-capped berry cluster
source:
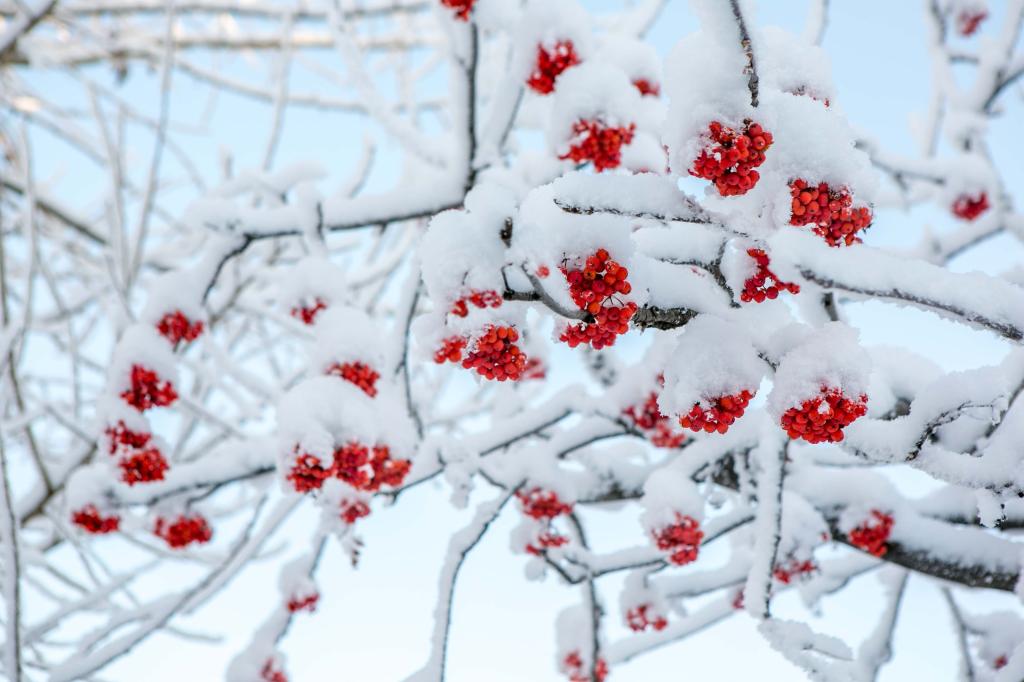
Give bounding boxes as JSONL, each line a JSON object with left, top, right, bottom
{"left": 450, "top": 289, "right": 502, "bottom": 318}
{"left": 772, "top": 558, "right": 818, "bottom": 584}
{"left": 156, "top": 310, "right": 204, "bottom": 345}
{"left": 518, "top": 488, "right": 573, "bottom": 520}
{"left": 119, "top": 447, "right": 170, "bottom": 485}
{"left": 523, "top": 357, "right": 547, "bottom": 381}
{"left": 780, "top": 387, "right": 867, "bottom": 443}
{"left": 789, "top": 179, "right": 873, "bottom": 247}
{"left": 994, "top": 655, "right": 1008, "bottom": 670}
{"left": 848, "top": 510, "right": 894, "bottom": 557}
{"left": 461, "top": 325, "right": 528, "bottom": 381}
{"left": 678, "top": 390, "right": 754, "bottom": 435}
{"left": 433, "top": 336, "right": 467, "bottom": 364}
{"left": 340, "top": 498, "right": 371, "bottom": 525}
{"left": 524, "top": 529, "right": 570, "bottom": 556}
{"left": 326, "top": 361, "right": 380, "bottom": 397}
{"left": 105, "top": 421, "right": 152, "bottom": 452}
{"left": 623, "top": 391, "right": 686, "bottom": 448}
{"left": 559, "top": 249, "right": 636, "bottom": 350}
{"left": 563, "top": 652, "right": 608, "bottom": 682}
{"left": 626, "top": 604, "right": 668, "bottom": 632}
{"left": 334, "top": 442, "right": 411, "bottom": 492}
{"left": 154, "top": 514, "right": 213, "bottom": 549}
{"left": 952, "top": 192, "right": 990, "bottom": 221}
{"left": 651, "top": 513, "right": 704, "bottom": 565}
{"left": 559, "top": 119, "right": 636, "bottom": 172}
{"left": 71, "top": 505, "right": 120, "bottom": 534}
{"left": 740, "top": 249, "right": 800, "bottom": 303}
{"left": 261, "top": 659, "right": 287, "bottom": 682}
{"left": 291, "top": 298, "right": 326, "bottom": 325}
{"left": 527, "top": 40, "right": 581, "bottom": 95}
{"left": 286, "top": 593, "right": 319, "bottom": 613}
{"left": 287, "top": 452, "right": 333, "bottom": 493}
{"left": 957, "top": 9, "right": 987, "bottom": 36}
{"left": 690, "top": 120, "right": 773, "bottom": 196}
{"left": 632, "top": 78, "right": 660, "bottom": 97}
{"left": 121, "top": 365, "right": 178, "bottom": 411}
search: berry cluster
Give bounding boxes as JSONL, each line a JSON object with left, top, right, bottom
{"left": 632, "top": 78, "right": 660, "bottom": 97}
{"left": 952, "top": 192, "right": 990, "bottom": 221}
{"left": 462, "top": 325, "right": 528, "bottom": 381}
{"left": 994, "top": 655, "right": 1008, "bottom": 670}
{"left": 286, "top": 592, "right": 319, "bottom": 613}
{"left": 690, "top": 120, "right": 773, "bottom": 196}
{"left": 651, "top": 513, "right": 704, "bottom": 565}
{"left": 623, "top": 391, "right": 686, "bottom": 448}
{"left": 119, "top": 447, "right": 170, "bottom": 485}
{"left": 559, "top": 249, "right": 636, "bottom": 350}
{"left": 450, "top": 289, "right": 502, "bottom": 318}
{"left": 678, "top": 390, "right": 754, "bottom": 435}
{"left": 291, "top": 298, "right": 326, "bottom": 325}
{"left": 340, "top": 498, "right": 371, "bottom": 525}
{"left": 848, "top": 510, "right": 894, "bottom": 557}
{"left": 156, "top": 310, "right": 204, "bottom": 345}
{"left": 527, "top": 40, "right": 581, "bottom": 95}
{"left": 327, "top": 361, "right": 380, "bottom": 397}
{"left": 287, "top": 452, "right": 333, "bottom": 493}
{"left": 261, "top": 660, "right": 288, "bottom": 682}
{"left": 780, "top": 388, "right": 867, "bottom": 444}
{"left": 333, "top": 442, "right": 411, "bottom": 492}
{"left": 626, "top": 604, "right": 668, "bottom": 632}
{"left": 740, "top": 249, "right": 800, "bottom": 303}
{"left": 789, "top": 179, "right": 873, "bottom": 247}
{"left": 560, "top": 119, "right": 636, "bottom": 172}
{"left": 524, "top": 530, "right": 570, "bottom": 556}
{"left": 523, "top": 357, "right": 547, "bottom": 381}
{"left": 518, "top": 488, "right": 573, "bottom": 520}
{"left": 105, "top": 421, "right": 152, "bottom": 453}
{"left": 121, "top": 365, "right": 178, "bottom": 411}
{"left": 772, "top": 558, "right": 818, "bottom": 584}
{"left": 957, "top": 10, "right": 987, "bottom": 36}
{"left": 563, "top": 652, "right": 608, "bottom": 682}
{"left": 154, "top": 514, "right": 212, "bottom": 549}
{"left": 72, "top": 505, "right": 120, "bottom": 534}
{"left": 434, "top": 336, "right": 467, "bottom": 364}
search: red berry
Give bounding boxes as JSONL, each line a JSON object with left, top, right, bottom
{"left": 522, "top": 357, "right": 547, "bottom": 381}
{"left": 439, "top": 0, "right": 473, "bottom": 21}
{"left": 154, "top": 514, "right": 212, "bottom": 549}
{"left": 121, "top": 365, "right": 178, "bottom": 411}
{"left": 952, "top": 192, "right": 989, "bottom": 221}
{"left": 105, "top": 421, "right": 152, "bottom": 454}
{"left": 626, "top": 603, "right": 668, "bottom": 632}
{"left": 780, "top": 387, "right": 867, "bottom": 444}
{"left": 527, "top": 40, "right": 581, "bottom": 95}
{"left": 434, "top": 336, "right": 468, "bottom": 364}
{"left": 772, "top": 558, "right": 818, "bottom": 584}
{"left": 651, "top": 513, "right": 704, "bottom": 565}
{"left": 994, "top": 655, "right": 1008, "bottom": 670}
{"left": 119, "top": 447, "right": 169, "bottom": 485}
{"left": 340, "top": 498, "right": 371, "bottom": 525}
{"left": 525, "top": 530, "right": 570, "bottom": 555}
{"left": 460, "top": 325, "right": 529, "bottom": 382}
{"left": 326, "top": 361, "right": 380, "bottom": 397}
{"left": 290, "top": 298, "right": 327, "bottom": 325}
{"left": 847, "top": 510, "right": 893, "bottom": 557}
{"left": 632, "top": 78, "right": 660, "bottom": 97}
{"left": 558, "top": 250, "right": 636, "bottom": 350}
{"left": 287, "top": 451, "right": 333, "bottom": 493}
{"left": 740, "top": 248, "right": 800, "bottom": 303}
{"left": 517, "top": 488, "right": 573, "bottom": 520}
{"left": 71, "top": 505, "right": 120, "bottom": 534}
{"left": 678, "top": 390, "right": 754, "bottom": 435}
{"left": 449, "top": 289, "right": 502, "bottom": 318}
{"left": 624, "top": 390, "right": 687, "bottom": 448}
{"left": 788, "top": 178, "right": 873, "bottom": 247}
{"left": 690, "top": 120, "right": 773, "bottom": 196}
{"left": 156, "top": 310, "right": 204, "bottom": 345}
{"left": 332, "top": 441, "right": 410, "bottom": 492}
{"left": 261, "top": 659, "right": 288, "bottom": 682}
{"left": 563, "top": 652, "right": 609, "bottom": 682}
{"left": 286, "top": 592, "right": 319, "bottom": 613}
{"left": 957, "top": 10, "right": 987, "bottom": 36}
{"left": 560, "top": 119, "right": 636, "bottom": 172}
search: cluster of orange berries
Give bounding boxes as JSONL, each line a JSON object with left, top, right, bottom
{"left": 154, "top": 514, "right": 213, "bottom": 549}
{"left": 848, "top": 510, "right": 894, "bottom": 557}
{"left": 652, "top": 513, "right": 704, "bottom": 565}
{"left": 560, "top": 120, "right": 636, "bottom": 172}
{"left": 789, "top": 179, "right": 873, "bottom": 247}
{"left": 780, "top": 388, "right": 867, "bottom": 443}
{"left": 740, "top": 249, "right": 800, "bottom": 303}
{"left": 327, "top": 361, "right": 380, "bottom": 397}
{"left": 450, "top": 289, "right": 502, "bottom": 318}
{"left": 623, "top": 390, "right": 686, "bottom": 448}
{"left": 626, "top": 604, "right": 668, "bottom": 632}
{"left": 678, "top": 390, "right": 754, "bottom": 435}
{"left": 527, "top": 40, "right": 581, "bottom": 95}
{"left": 690, "top": 120, "right": 773, "bottom": 196}
{"left": 559, "top": 249, "right": 636, "bottom": 350}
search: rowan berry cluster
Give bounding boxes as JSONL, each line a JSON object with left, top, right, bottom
{"left": 518, "top": 488, "right": 573, "bottom": 520}
{"left": 118, "top": 447, "right": 170, "bottom": 485}
{"left": 623, "top": 391, "right": 686, "bottom": 448}
{"left": 789, "top": 179, "right": 873, "bottom": 247}
{"left": 678, "top": 390, "right": 754, "bottom": 435}
{"left": 72, "top": 505, "right": 121, "bottom": 534}
{"left": 261, "top": 659, "right": 288, "bottom": 682}
{"left": 560, "top": 119, "right": 636, "bottom": 172}
{"left": 525, "top": 530, "right": 570, "bottom": 556}
{"left": 326, "top": 361, "right": 380, "bottom": 397}
{"left": 434, "top": 336, "right": 467, "bottom": 364}
{"left": 340, "top": 499, "right": 371, "bottom": 525}
{"left": 290, "top": 298, "right": 327, "bottom": 325}
{"left": 848, "top": 510, "right": 894, "bottom": 557}
{"left": 121, "top": 365, "right": 178, "bottom": 411}
{"left": 563, "top": 652, "right": 608, "bottom": 682}
{"left": 287, "top": 452, "right": 333, "bottom": 493}
{"left": 952, "top": 192, "right": 990, "bottom": 221}
{"left": 780, "top": 388, "right": 867, "bottom": 443}
{"left": 105, "top": 421, "right": 152, "bottom": 453}
{"left": 740, "top": 249, "right": 800, "bottom": 303}
{"left": 523, "top": 357, "right": 547, "bottom": 381}
{"left": 559, "top": 249, "right": 636, "bottom": 350}
{"left": 957, "top": 10, "right": 987, "bottom": 36}
{"left": 156, "top": 310, "right": 204, "bottom": 345}
{"left": 461, "top": 325, "right": 528, "bottom": 381}
{"left": 651, "top": 513, "right": 704, "bottom": 565}
{"left": 690, "top": 120, "right": 773, "bottom": 196}
{"left": 772, "top": 558, "right": 818, "bottom": 584}
{"left": 632, "top": 78, "right": 660, "bottom": 97}
{"left": 286, "top": 592, "right": 319, "bottom": 613}
{"left": 527, "top": 40, "right": 580, "bottom": 95}
{"left": 626, "top": 604, "right": 668, "bottom": 632}
{"left": 154, "top": 514, "right": 213, "bottom": 549}
{"left": 450, "top": 289, "right": 502, "bottom": 318}
{"left": 333, "top": 442, "right": 411, "bottom": 492}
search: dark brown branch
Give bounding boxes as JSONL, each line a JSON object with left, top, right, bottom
{"left": 729, "top": 0, "right": 759, "bottom": 107}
